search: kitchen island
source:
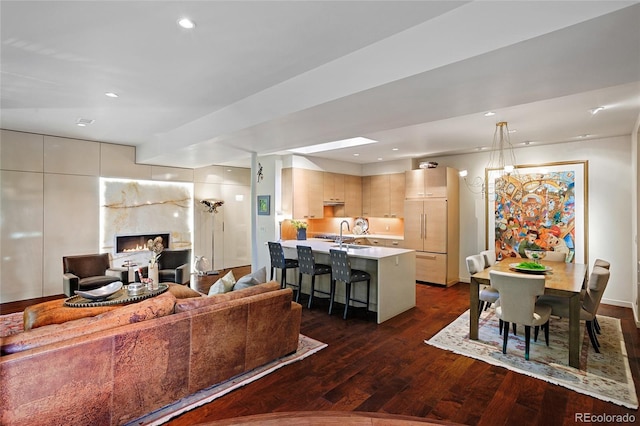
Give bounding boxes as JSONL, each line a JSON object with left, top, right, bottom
{"left": 280, "top": 239, "right": 416, "bottom": 323}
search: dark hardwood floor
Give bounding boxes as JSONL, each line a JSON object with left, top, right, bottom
{"left": 2, "top": 279, "right": 638, "bottom": 425}
{"left": 166, "top": 283, "right": 639, "bottom": 426}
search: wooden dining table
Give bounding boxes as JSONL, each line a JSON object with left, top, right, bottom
{"left": 470, "top": 260, "right": 588, "bottom": 369}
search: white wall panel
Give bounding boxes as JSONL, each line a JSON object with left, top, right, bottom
{"left": 0, "top": 130, "right": 43, "bottom": 172}
{"left": 44, "top": 136, "right": 100, "bottom": 176}
{"left": 0, "top": 171, "right": 43, "bottom": 302}
{"left": 44, "top": 174, "right": 100, "bottom": 296}
{"left": 100, "top": 143, "right": 152, "bottom": 179}
{"left": 222, "top": 183, "right": 251, "bottom": 268}
{"left": 193, "top": 182, "right": 224, "bottom": 271}
{"left": 194, "top": 165, "right": 224, "bottom": 184}
{"left": 151, "top": 166, "right": 194, "bottom": 182}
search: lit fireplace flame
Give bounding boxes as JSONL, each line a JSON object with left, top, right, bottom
{"left": 123, "top": 244, "right": 150, "bottom": 252}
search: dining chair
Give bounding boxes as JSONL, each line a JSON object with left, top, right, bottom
{"left": 329, "top": 249, "right": 371, "bottom": 320}
{"left": 296, "top": 245, "right": 332, "bottom": 308}
{"left": 268, "top": 242, "right": 299, "bottom": 295}
{"left": 591, "top": 259, "right": 610, "bottom": 334}
{"left": 490, "top": 270, "right": 552, "bottom": 360}
{"left": 466, "top": 254, "right": 499, "bottom": 317}
{"left": 480, "top": 249, "right": 497, "bottom": 267}
{"left": 537, "top": 266, "right": 610, "bottom": 352}
{"left": 543, "top": 251, "right": 567, "bottom": 262}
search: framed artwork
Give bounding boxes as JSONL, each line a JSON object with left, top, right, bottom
{"left": 486, "top": 161, "right": 588, "bottom": 263}
{"left": 257, "top": 195, "right": 270, "bottom": 216}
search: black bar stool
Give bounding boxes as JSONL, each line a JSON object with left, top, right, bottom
{"left": 268, "top": 241, "right": 299, "bottom": 295}
{"left": 296, "top": 245, "right": 331, "bottom": 308}
{"left": 329, "top": 249, "right": 371, "bottom": 320}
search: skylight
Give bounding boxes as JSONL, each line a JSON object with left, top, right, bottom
{"left": 289, "top": 137, "right": 377, "bottom": 154}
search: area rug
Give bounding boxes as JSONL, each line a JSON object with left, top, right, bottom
{"left": 127, "top": 334, "right": 327, "bottom": 426}
{"left": 425, "top": 310, "right": 638, "bottom": 409}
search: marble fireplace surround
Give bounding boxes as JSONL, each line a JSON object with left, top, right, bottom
{"left": 101, "top": 178, "right": 194, "bottom": 268}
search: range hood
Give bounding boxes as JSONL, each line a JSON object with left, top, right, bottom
{"left": 323, "top": 201, "right": 345, "bottom": 206}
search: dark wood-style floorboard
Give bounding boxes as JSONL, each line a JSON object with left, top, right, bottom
{"left": 165, "top": 283, "right": 640, "bottom": 426}
{"left": 2, "top": 280, "right": 638, "bottom": 425}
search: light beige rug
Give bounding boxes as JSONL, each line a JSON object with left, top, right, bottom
{"left": 425, "top": 310, "right": 638, "bottom": 409}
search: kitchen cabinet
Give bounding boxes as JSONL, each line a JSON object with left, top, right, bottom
{"left": 323, "top": 172, "right": 345, "bottom": 204}
{"left": 403, "top": 167, "right": 459, "bottom": 286}
{"left": 336, "top": 174, "right": 362, "bottom": 217}
{"left": 281, "top": 168, "right": 324, "bottom": 219}
{"left": 368, "top": 173, "right": 404, "bottom": 218}
{"left": 405, "top": 167, "right": 447, "bottom": 198}
{"left": 361, "top": 176, "right": 371, "bottom": 217}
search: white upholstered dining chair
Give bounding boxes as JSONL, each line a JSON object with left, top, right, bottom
{"left": 490, "top": 270, "right": 552, "bottom": 360}
{"left": 466, "top": 254, "right": 499, "bottom": 317}
{"left": 537, "top": 266, "right": 610, "bottom": 353}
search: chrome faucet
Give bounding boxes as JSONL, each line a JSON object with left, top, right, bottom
{"left": 339, "top": 220, "right": 350, "bottom": 250}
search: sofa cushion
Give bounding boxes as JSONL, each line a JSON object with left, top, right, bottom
{"left": 167, "top": 283, "right": 203, "bottom": 299}
{"left": 208, "top": 271, "right": 236, "bottom": 295}
{"left": 1, "top": 291, "right": 177, "bottom": 355}
{"left": 175, "top": 281, "right": 280, "bottom": 312}
{"left": 233, "top": 267, "right": 267, "bottom": 291}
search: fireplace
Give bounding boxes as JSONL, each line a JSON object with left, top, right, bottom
{"left": 115, "top": 233, "right": 170, "bottom": 253}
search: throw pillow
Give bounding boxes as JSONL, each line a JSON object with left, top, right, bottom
{"left": 208, "top": 271, "right": 236, "bottom": 295}
{"left": 233, "top": 266, "right": 267, "bottom": 291}
{"left": 167, "top": 283, "right": 203, "bottom": 299}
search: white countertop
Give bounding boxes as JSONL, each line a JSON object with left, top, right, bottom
{"left": 311, "top": 233, "right": 403, "bottom": 241}
{"left": 280, "top": 239, "right": 414, "bottom": 260}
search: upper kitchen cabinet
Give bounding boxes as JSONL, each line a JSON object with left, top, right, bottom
{"left": 282, "top": 168, "right": 324, "bottom": 220}
{"left": 405, "top": 167, "right": 448, "bottom": 198}
{"left": 323, "top": 172, "right": 345, "bottom": 204}
{"left": 369, "top": 173, "right": 405, "bottom": 218}
{"left": 335, "top": 174, "right": 362, "bottom": 217}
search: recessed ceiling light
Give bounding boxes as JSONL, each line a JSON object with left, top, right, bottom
{"left": 578, "top": 134, "right": 591, "bottom": 138}
{"left": 76, "top": 118, "right": 94, "bottom": 127}
{"left": 476, "top": 147, "right": 489, "bottom": 151}
{"left": 353, "top": 153, "right": 360, "bottom": 157}
{"left": 105, "top": 92, "right": 118, "bottom": 98}
{"left": 177, "top": 18, "right": 196, "bottom": 29}
{"left": 392, "top": 148, "right": 399, "bottom": 151}
{"left": 521, "top": 141, "right": 533, "bottom": 146}
{"left": 377, "top": 157, "right": 383, "bottom": 161}
{"left": 289, "top": 137, "right": 377, "bottom": 154}
{"left": 484, "top": 112, "right": 496, "bottom": 117}
{"left": 589, "top": 106, "right": 605, "bottom": 115}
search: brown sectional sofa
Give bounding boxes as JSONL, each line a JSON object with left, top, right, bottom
{"left": 0, "top": 281, "right": 301, "bottom": 425}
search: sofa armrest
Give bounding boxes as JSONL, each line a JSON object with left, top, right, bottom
{"left": 175, "top": 264, "right": 190, "bottom": 284}
{"left": 63, "top": 273, "right": 79, "bottom": 297}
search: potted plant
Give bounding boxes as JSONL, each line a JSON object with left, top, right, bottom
{"left": 291, "top": 220, "right": 308, "bottom": 240}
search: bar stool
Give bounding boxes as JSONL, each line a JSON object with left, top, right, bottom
{"left": 296, "top": 245, "right": 332, "bottom": 308}
{"left": 329, "top": 249, "right": 371, "bottom": 320}
{"left": 268, "top": 242, "right": 299, "bottom": 295}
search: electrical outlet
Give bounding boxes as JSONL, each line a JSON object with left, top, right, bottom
{"left": 385, "top": 225, "right": 390, "bottom": 231}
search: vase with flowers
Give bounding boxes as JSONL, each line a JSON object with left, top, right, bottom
{"left": 146, "top": 236, "right": 164, "bottom": 289}
{"left": 291, "top": 220, "right": 308, "bottom": 240}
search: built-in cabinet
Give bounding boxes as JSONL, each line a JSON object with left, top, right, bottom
{"left": 360, "top": 237, "right": 402, "bottom": 248}
{"left": 365, "top": 173, "right": 405, "bottom": 218}
{"left": 282, "top": 168, "right": 324, "bottom": 219}
{"left": 283, "top": 169, "right": 405, "bottom": 219}
{"left": 336, "top": 174, "right": 362, "bottom": 217}
{"left": 403, "top": 167, "right": 459, "bottom": 286}
{"left": 323, "top": 172, "right": 345, "bottom": 204}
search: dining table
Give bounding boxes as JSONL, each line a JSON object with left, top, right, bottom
{"left": 470, "top": 259, "right": 588, "bottom": 369}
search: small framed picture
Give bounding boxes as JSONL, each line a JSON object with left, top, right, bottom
{"left": 257, "top": 195, "right": 270, "bottom": 216}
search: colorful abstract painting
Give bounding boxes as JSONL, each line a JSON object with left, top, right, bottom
{"left": 486, "top": 162, "right": 588, "bottom": 263}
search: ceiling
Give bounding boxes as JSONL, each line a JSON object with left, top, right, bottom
{"left": 2, "top": 1, "right": 639, "bottom": 169}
